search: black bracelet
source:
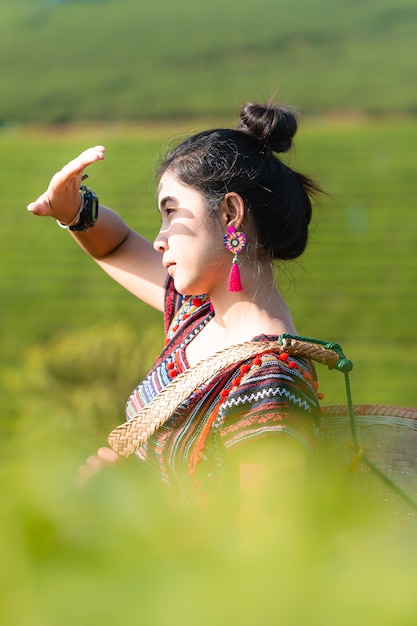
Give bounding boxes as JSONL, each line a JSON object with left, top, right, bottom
{"left": 57, "top": 185, "right": 99, "bottom": 232}
{"left": 69, "top": 186, "right": 99, "bottom": 231}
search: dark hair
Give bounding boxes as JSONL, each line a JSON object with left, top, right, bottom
{"left": 158, "top": 101, "right": 322, "bottom": 261}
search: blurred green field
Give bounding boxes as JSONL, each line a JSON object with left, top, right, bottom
{"left": 1, "top": 116, "right": 417, "bottom": 624}
{"left": 1, "top": 429, "right": 417, "bottom": 626}
{"left": 1, "top": 0, "right": 417, "bottom": 123}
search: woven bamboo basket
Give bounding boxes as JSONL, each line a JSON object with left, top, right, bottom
{"left": 318, "top": 404, "right": 417, "bottom": 514}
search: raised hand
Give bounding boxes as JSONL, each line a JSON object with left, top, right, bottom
{"left": 27, "top": 145, "right": 106, "bottom": 225}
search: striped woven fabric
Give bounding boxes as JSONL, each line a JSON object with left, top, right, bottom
{"left": 124, "top": 278, "right": 322, "bottom": 499}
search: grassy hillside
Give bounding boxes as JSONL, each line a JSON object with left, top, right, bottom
{"left": 1, "top": 0, "right": 417, "bottom": 123}
{"left": 1, "top": 116, "right": 417, "bottom": 429}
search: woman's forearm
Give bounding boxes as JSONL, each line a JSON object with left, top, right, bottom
{"left": 69, "top": 204, "right": 131, "bottom": 259}
{"left": 69, "top": 204, "right": 167, "bottom": 309}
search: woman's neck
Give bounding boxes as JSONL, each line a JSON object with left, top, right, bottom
{"left": 186, "top": 282, "right": 296, "bottom": 367}
{"left": 186, "top": 260, "right": 298, "bottom": 366}
{"left": 207, "top": 264, "right": 297, "bottom": 341}
{"left": 212, "top": 257, "right": 284, "bottom": 310}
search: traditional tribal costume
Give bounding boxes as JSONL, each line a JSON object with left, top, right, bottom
{"left": 126, "top": 277, "right": 322, "bottom": 503}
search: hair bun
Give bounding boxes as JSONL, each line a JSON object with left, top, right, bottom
{"left": 237, "top": 101, "right": 298, "bottom": 153}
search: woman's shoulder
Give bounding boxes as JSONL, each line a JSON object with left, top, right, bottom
{"left": 217, "top": 342, "right": 321, "bottom": 417}
{"left": 233, "top": 347, "right": 317, "bottom": 389}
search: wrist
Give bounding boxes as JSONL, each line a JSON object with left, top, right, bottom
{"left": 56, "top": 192, "right": 83, "bottom": 228}
{"left": 57, "top": 186, "right": 99, "bottom": 232}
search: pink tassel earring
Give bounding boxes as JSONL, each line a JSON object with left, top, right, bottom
{"left": 223, "top": 225, "right": 246, "bottom": 292}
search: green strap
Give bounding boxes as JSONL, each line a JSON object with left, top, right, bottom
{"left": 279, "top": 333, "right": 354, "bottom": 372}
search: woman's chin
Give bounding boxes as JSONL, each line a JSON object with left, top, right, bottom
{"left": 174, "top": 278, "right": 206, "bottom": 297}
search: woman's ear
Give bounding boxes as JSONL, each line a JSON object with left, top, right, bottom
{"left": 220, "top": 192, "right": 245, "bottom": 228}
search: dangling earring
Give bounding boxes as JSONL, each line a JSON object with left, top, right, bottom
{"left": 223, "top": 225, "right": 246, "bottom": 292}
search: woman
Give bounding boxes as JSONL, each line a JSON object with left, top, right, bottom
{"left": 28, "top": 101, "right": 323, "bottom": 514}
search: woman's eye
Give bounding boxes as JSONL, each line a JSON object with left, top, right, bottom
{"left": 165, "top": 207, "right": 175, "bottom": 215}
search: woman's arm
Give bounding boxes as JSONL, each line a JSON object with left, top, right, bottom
{"left": 27, "top": 146, "right": 167, "bottom": 312}
{"left": 73, "top": 206, "right": 167, "bottom": 310}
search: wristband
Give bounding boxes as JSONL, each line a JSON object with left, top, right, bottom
{"left": 57, "top": 185, "right": 99, "bottom": 232}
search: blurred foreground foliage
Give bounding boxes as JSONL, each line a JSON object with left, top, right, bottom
{"left": 1, "top": 425, "right": 417, "bottom": 626}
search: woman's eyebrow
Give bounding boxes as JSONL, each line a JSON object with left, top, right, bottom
{"left": 158, "top": 195, "right": 178, "bottom": 211}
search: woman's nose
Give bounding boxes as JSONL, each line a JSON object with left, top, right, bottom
{"left": 153, "top": 230, "right": 168, "bottom": 253}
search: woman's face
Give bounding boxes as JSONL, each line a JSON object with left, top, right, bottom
{"left": 154, "top": 172, "right": 230, "bottom": 295}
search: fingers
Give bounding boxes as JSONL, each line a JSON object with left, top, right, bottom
{"left": 27, "top": 145, "right": 106, "bottom": 219}
{"left": 27, "top": 191, "right": 54, "bottom": 217}
{"left": 59, "top": 145, "right": 106, "bottom": 179}
{"left": 96, "top": 446, "right": 121, "bottom": 464}
{"left": 76, "top": 445, "right": 121, "bottom": 489}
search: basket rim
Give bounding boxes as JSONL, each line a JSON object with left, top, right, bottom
{"left": 322, "top": 404, "right": 417, "bottom": 421}
{"left": 321, "top": 404, "right": 417, "bottom": 434}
